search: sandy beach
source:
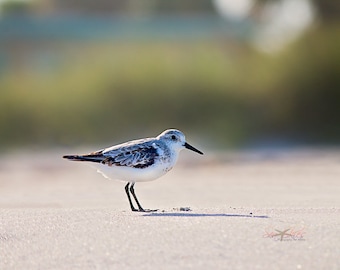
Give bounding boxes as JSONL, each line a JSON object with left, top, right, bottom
{"left": 1, "top": 149, "right": 339, "bottom": 269}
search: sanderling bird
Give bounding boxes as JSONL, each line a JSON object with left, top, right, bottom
{"left": 63, "top": 129, "right": 203, "bottom": 212}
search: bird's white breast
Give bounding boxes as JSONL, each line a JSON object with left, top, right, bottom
{"left": 93, "top": 154, "right": 177, "bottom": 183}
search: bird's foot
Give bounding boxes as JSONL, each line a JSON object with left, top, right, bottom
{"left": 142, "top": 209, "right": 158, "bottom": 213}
{"left": 132, "top": 208, "right": 158, "bottom": 212}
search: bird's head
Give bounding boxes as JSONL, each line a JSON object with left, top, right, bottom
{"left": 157, "top": 129, "right": 203, "bottom": 155}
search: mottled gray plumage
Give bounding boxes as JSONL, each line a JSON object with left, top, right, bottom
{"left": 63, "top": 138, "right": 169, "bottom": 169}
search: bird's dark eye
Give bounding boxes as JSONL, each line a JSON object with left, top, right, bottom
{"left": 171, "top": 135, "right": 177, "bottom": 140}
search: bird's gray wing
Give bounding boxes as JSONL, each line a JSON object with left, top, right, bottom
{"left": 102, "top": 142, "right": 159, "bottom": 169}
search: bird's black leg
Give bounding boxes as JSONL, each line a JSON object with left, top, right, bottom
{"left": 129, "top": 183, "right": 145, "bottom": 212}
{"left": 125, "top": 182, "right": 138, "bottom": 212}
{"left": 129, "top": 183, "right": 157, "bottom": 212}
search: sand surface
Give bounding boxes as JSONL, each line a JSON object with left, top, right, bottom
{"left": 1, "top": 149, "right": 340, "bottom": 269}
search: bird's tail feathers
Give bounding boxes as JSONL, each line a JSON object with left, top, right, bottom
{"left": 63, "top": 153, "right": 103, "bottom": 163}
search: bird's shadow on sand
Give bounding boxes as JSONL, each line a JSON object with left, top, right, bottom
{"left": 143, "top": 212, "right": 269, "bottom": 218}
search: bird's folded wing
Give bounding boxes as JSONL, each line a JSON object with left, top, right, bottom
{"left": 102, "top": 145, "right": 159, "bottom": 169}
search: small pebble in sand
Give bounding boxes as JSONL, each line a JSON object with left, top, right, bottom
{"left": 172, "top": 207, "right": 192, "bottom": 212}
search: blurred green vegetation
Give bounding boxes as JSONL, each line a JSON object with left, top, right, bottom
{"left": 1, "top": 23, "right": 340, "bottom": 150}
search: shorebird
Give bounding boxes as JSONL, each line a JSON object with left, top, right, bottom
{"left": 63, "top": 129, "right": 203, "bottom": 212}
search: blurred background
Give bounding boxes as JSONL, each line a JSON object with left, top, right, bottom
{"left": 1, "top": 0, "right": 340, "bottom": 151}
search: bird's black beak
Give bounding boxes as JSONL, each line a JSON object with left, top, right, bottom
{"left": 184, "top": 142, "right": 203, "bottom": 155}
